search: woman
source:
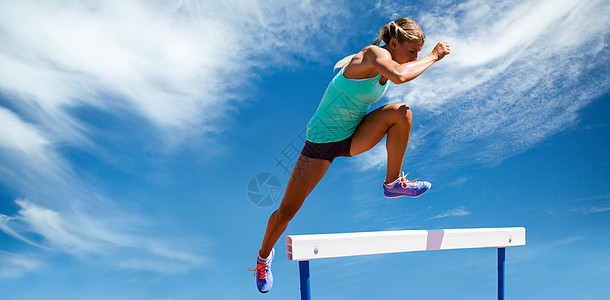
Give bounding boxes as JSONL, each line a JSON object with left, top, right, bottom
{"left": 250, "top": 17, "right": 450, "bottom": 293}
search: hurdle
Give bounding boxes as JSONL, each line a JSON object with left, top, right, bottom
{"left": 287, "top": 227, "right": 525, "bottom": 300}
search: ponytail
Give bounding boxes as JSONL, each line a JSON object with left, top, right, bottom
{"left": 333, "top": 54, "right": 356, "bottom": 71}
{"left": 333, "top": 18, "right": 425, "bottom": 71}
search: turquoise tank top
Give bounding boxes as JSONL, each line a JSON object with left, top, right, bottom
{"left": 306, "top": 67, "right": 390, "bottom": 143}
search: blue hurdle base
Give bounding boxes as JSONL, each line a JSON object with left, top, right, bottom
{"left": 299, "top": 260, "right": 311, "bottom": 300}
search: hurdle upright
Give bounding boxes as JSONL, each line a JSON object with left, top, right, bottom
{"left": 287, "top": 227, "right": 525, "bottom": 300}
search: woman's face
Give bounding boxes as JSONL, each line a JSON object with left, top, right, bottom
{"left": 389, "top": 39, "right": 423, "bottom": 64}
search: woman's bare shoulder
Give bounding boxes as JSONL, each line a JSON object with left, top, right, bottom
{"left": 344, "top": 46, "right": 391, "bottom": 78}
{"left": 351, "top": 45, "right": 390, "bottom": 65}
{"left": 362, "top": 45, "right": 391, "bottom": 59}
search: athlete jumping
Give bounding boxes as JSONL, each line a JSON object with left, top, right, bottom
{"left": 250, "top": 17, "right": 450, "bottom": 293}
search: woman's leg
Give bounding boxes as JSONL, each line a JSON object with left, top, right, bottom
{"left": 349, "top": 103, "right": 412, "bottom": 183}
{"left": 258, "top": 154, "right": 331, "bottom": 258}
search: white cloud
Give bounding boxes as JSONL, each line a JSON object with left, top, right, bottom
{"left": 447, "top": 176, "right": 469, "bottom": 188}
{"left": 568, "top": 194, "right": 610, "bottom": 214}
{"left": 0, "top": 108, "right": 49, "bottom": 152}
{"left": 359, "top": 0, "right": 610, "bottom": 170}
{"left": 570, "top": 205, "right": 610, "bottom": 215}
{"left": 0, "top": 251, "right": 43, "bottom": 279}
{"left": 571, "top": 194, "right": 610, "bottom": 202}
{"left": 437, "top": 0, "right": 580, "bottom": 68}
{"left": 427, "top": 207, "right": 471, "bottom": 220}
{"left": 0, "top": 0, "right": 345, "bottom": 137}
{"left": 590, "top": 206, "right": 610, "bottom": 213}
{"left": 1, "top": 200, "right": 119, "bottom": 254}
{"left": 0, "top": 199, "right": 207, "bottom": 272}
{"left": 0, "top": 107, "right": 71, "bottom": 192}
{"left": 0, "top": 0, "right": 346, "bottom": 277}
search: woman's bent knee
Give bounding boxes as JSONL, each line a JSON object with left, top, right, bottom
{"left": 388, "top": 103, "right": 412, "bottom": 124}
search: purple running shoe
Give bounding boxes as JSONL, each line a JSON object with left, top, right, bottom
{"left": 249, "top": 248, "right": 275, "bottom": 293}
{"left": 383, "top": 172, "right": 431, "bottom": 198}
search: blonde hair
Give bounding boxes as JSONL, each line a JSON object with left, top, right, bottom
{"left": 334, "top": 17, "right": 426, "bottom": 70}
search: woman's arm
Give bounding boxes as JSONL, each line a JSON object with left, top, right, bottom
{"left": 368, "top": 42, "right": 450, "bottom": 84}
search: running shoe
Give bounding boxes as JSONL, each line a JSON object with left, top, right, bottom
{"left": 249, "top": 248, "right": 275, "bottom": 293}
{"left": 383, "top": 172, "right": 431, "bottom": 198}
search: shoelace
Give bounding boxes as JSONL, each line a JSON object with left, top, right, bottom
{"left": 398, "top": 171, "right": 421, "bottom": 189}
{"left": 248, "top": 263, "right": 267, "bottom": 280}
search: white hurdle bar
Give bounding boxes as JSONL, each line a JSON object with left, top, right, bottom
{"left": 287, "top": 227, "right": 525, "bottom": 300}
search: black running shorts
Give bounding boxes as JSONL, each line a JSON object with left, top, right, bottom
{"left": 300, "top": 135, "right": 353, "bottom": 163}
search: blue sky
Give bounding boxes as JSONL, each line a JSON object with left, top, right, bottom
{"left": 0, "top": 0, "right": 608, "bottom": 299}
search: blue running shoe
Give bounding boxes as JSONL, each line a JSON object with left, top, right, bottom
{"left": 249, "top": 248, "right": 275, "bottom": 293}
{"left": 383, "top": 172, "right": 431, "bottom": 198}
